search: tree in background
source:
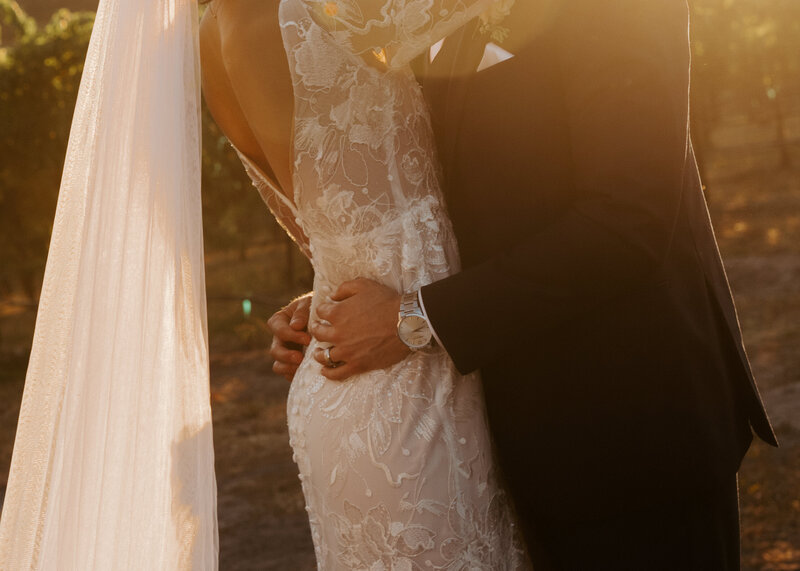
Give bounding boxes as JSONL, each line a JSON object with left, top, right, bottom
{"left": 0, "top": 1, "right": 303, "bottom": 307}
{"left": 690, "top": 0, "right": 800, "bottom": 175}
{"left": 0, "top": 1, "right": 94, "bottom": 298}
{"left": 0, "top": 0, "right": 35, "bottom": 42}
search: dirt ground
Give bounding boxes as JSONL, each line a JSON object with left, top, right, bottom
{"left": 209, "top": 351, "right": 316, "bottom": 570}
{"left": 713, "top": 166, "right": 800, "bottom": 571}
{"left": 0, "top": 166, "right": 798, "bottom": 569}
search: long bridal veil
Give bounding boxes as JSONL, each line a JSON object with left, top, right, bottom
{"left": 0, "top": 0, "right": 217, "bottom": 568}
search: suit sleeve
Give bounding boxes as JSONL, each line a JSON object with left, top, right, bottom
{"left": 420, "top": 0, "right": 693, "bottom": 374}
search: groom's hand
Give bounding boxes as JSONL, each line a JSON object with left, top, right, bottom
{"left": 267, "top": 294, "right": 313, "bottom": 382}
{"left": 311, "top": 278, "right": 410, "bottom": 381}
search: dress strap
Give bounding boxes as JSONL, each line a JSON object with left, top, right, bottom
{"left": 230, "top": 143, "right": 301, "bottom": 220}
{"left": 230, "top": 142, "right": 312, "bottom": 259}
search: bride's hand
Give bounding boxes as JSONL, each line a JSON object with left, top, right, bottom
{"left": 267, "top": 293, "right": 313, "bottom": 382}
{"left": 311, "top": 278, "right": 410, "bottom": 381}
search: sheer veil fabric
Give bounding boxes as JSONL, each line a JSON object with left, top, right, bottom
{"left": 0, "top": 0, "right": 218, "bottom": 568}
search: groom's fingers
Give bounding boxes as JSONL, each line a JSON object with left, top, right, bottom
{"left": 312, "top": 346, "right": 340, "bottom": 367}
{"left": 289, "top": 296, "right": 312, "bottom": 329}
{"left": 321, "top": 361, "right": 359, "bottom": 381}
{"left": 330, "top": 278, "right": 365, "bottom": 302}
{"left": 310, "top": 345, "right": 358, "bottom": 381}
{"left": 315, "top": 301, "right": 337, "bottom": 322}
{"left": 270, "top": 317, "right": 312, "bottom": 347}
{"left": 265, "top": 293, "right": 313, "bottom": 382}
{"left": 272, "top": 360, "right": 298, "bottom": 382}
{"left": 268, "top": 300, "right": 312, "bottom": 343}
{"left": 269, "top": 336, "right": 304, "bottom": 366}
{"left": 309, "top": 320, "right": 338, "bottom": 343}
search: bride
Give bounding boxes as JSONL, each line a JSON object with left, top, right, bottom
{"left": 0, "top": 0, "right": 527, "bottom": 568}
{"left": 201, "top": 0, "right": 528, "bottom": 568}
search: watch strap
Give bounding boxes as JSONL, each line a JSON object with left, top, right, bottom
{"left": 400, "top": 291, "right": 424, "bottom": 318}
{"left": 397, "top": 289, "right": 434, "bottom": 351}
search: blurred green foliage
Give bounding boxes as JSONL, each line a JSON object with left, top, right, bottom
{"left": 0, "top": 0, "right": 36, "bottom": 42}
{"left": 690, "top": 0, "right": 800, "bottom": 173}
{"left": 0, "top": 0, "right": 298, "bottom": 304}
{"left": 0, "top": 3, "right": 93, "bottom": 296}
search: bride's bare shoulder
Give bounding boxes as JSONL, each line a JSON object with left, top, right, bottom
{"left": 199, "top": 0, "right": 294, "bottom": 190}
{"left": 198, "top": 1, "right": 272, "bottom": 162}
{"left": 200, "top": 0, "right": 290, "bottom": 103}
{"left": 200, "top": 0, "right": 284, "bottom": 64}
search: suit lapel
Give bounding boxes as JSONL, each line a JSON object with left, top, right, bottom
{"left": 422, "top": 20, "right": 487, "bottom": 196}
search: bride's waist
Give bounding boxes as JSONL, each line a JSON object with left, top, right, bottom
{"left": 300, "top": 337, "right": 451, "bottom": 381}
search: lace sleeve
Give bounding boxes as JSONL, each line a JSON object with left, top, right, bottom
{"left": 304, "top": 0, "right": 497, "bottom": 69}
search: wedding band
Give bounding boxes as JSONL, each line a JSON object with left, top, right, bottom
{"left": 324, "top": 346, "right": 342, "bottom": 368}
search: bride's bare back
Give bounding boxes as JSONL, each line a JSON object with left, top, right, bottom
{"left": 199, "top": 0, "right": 294, "bottom": 193}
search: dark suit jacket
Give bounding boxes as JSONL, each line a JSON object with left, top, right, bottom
{"left": 418, "top": 0, "right": 777, "bottom": 526}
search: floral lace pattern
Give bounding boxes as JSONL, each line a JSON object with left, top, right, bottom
{"left": 233, "top": 0, "right": 529, "bottom": 568}
{"left": 303, "top": 0, "right": 496, "bottom": 69}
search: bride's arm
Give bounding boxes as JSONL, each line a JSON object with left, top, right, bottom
{"left": 303, "top": 0, "right": 499, "bottom": 69}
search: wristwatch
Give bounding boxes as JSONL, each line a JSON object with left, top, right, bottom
{"left": 397, "top": 291, "right": 433, "bottom": 351}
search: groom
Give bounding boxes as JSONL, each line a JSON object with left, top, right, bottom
{"left": 269, "top": 0, "right": 777, "bottom": 568}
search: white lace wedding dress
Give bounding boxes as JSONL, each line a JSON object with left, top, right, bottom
{"left": 234, "top": 0, "right": 529, "bottom": 568}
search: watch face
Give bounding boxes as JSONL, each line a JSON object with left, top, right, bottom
{"left": 398, "top": 315, "right": 432, "bottom": 349}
